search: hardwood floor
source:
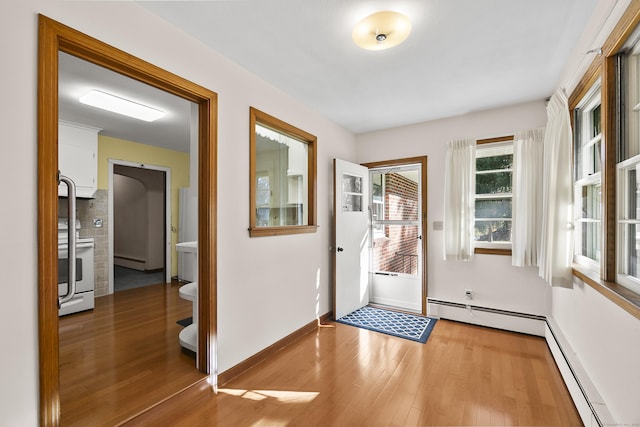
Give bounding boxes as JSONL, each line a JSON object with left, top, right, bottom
{"left": 127, "top": 319, "right": 582, "bottom": 426}
{"left": 59, "top": 281, "right": 206, "bottom": 426}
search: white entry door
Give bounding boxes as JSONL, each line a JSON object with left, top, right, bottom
{"left": 369, "top": 164, "right": 423, "bottom": 312}
{"left": 333, "top": 159, "right": 370, "bottom": 319}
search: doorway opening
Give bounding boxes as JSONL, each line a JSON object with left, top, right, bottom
{"left": 38, "top": 15, "right": 217, "bottom": 426}
{"left": 111, "top": 163, "right": 170, "bottom": 292}
{"left": 369, "top": 164, "right": 423, "bottom": 313}
{"left": 333, "top": 157, "right": 428, "bottom": 320}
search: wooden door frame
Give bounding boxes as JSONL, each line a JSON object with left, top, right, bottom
{"left": 38, "top": 15, "right": 217, "bottom": 426}
{"left": 361, "top": 156, "right": 428, "bottom": 315}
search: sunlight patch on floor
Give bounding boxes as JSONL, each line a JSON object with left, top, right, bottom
{"left": 249, "top": 420, "right": 288, "bottom": 427}
{"left": 219, "top": 388, "right": 319, "bottom": 404}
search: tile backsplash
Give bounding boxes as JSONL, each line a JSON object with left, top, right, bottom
{"left": 59, "top": 189, "right": 109, "bottom": 297}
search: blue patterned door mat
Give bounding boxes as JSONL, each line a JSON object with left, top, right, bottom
{"left": 337, "top": 306, "right": 437, "bottom": 344}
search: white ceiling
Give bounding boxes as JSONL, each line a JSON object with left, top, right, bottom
{"left": 58, "top": 52, "right": 193, "bottom": 153}
{"left": 139, "top": 0, "right": 599, "bottom": 134}
{"left": 59, "top": 1, "right": 600, "bottom": 151}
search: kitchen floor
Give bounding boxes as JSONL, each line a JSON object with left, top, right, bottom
{"left": 114, "top": 265, "right": 165, "bottom": 292}
{"left": 58, "top": 280, "right": 204, "bottom": 426}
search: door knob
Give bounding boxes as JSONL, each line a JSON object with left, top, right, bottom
{"left": 337, "top": 247, "right": 344, "bottom": 252}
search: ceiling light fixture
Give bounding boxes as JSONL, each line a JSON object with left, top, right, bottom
{"left": 352, "top": 11, "right": 412, "bottom": 51}
{"left": 79, "top": 89, "right": 164, "bottom": 122}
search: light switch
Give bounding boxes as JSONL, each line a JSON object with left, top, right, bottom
{"left": 433, "top": 221, "right": 443, "bottom": 231}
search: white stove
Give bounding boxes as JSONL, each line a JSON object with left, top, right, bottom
{"left": 58, "top": 218, "right": 95, "bottom": 316}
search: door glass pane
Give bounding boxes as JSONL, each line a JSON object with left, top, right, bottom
{"left": 342, "top": 173, "right": 362, "bottom": 193}
{"left": 343, "top": 193, "right": 362, "bottom": 212}
{"left": 370, "top": 170, "right": 419, "bottom": 221}
{"left": 342, "top": 173, "right": 362, "bottom": 212}
{"left": 372, "top": 224, "right": 419, "bottom": 275}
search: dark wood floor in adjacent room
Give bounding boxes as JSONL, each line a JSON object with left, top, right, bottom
{"left": 127, "top": 317, "right": 582, "bottom": 426}
{"left": 59, "top": 281, "right": 205, "bottom": 426}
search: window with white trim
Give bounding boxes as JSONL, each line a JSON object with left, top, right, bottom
{"left": 573, "top": 81, "right": 602, "bottom": 271}
{"left": 617, "top": 159, "right": 640, "bottom": 293}
{"left": 618, "top": 39, "right": 640, "bottom": 293}
{"left": 474, "top": 141, "right": 513, "bottom": 250}
{"left": 565, "top": 5, "right": 640, "bottom": 310}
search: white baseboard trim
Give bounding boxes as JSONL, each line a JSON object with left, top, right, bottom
{"left": 426, "top": 298, "right": 545, "bottom": 336}
{"left": 545, "top": 317, "right": 615, "bottom": 427}
{"left": 426, "top": 298, "right": 617, "bottom": 427}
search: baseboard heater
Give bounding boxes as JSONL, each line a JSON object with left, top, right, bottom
{"left": 427, "top": 297, "right": 546, "bottom": 336}
{"left": 427, "top": 297, "right": 616, "bottom": 427}
{"left": 544, "top": 318, "right": 615, "bottom": 427}
{"left": 427, "top": 298, "right": 545, "bottom": 321}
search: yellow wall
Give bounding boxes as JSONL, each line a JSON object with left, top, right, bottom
{"left": 97, "top": 135, "right": 190, "bottom": 276}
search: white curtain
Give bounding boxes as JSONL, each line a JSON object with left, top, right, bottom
{"left": 539, "top": 89, "right": 574, "bottom": 287}
{"left": 512, "top": 128, "right": 544, "bottom": 267}
{"left": 444, "top": 139, "right": 476, "bottom": 261}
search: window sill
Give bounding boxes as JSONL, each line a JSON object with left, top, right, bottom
{"left": 474, "top": 248, "right": 512, "bottom": 256}
{"left": 249, "top": 225, "right": 318, "bottom": 237}
{"left": 572, "top": 265, "right": 640, "bottom": 321}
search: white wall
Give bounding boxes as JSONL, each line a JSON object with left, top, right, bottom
{"left": 0, "top": 1, "right": 355, "bottom": 425}
{"left": 355, "top": 84, "right": 640, "bottom": 424}
{"left": 552, "top": 281, "right": 640, "bottom": 424}
{"left": 5, "top": 1, "right": 637, "bottom": 425}
{"left": 356, "top": 101, "right": 552, "bottom": 324}
{"left": 551, "top": 0, "right": 640, "bottom": 423}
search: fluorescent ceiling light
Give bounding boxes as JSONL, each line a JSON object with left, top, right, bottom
{"left": 79, "top": 90, "right": 164, "bottom": 122}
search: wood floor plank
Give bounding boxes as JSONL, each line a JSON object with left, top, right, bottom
{"left": 59, "top": 281, "right": 205, "bottom": 426}
{"left": 127, "top": 318, "right": 582, "bottom": 426}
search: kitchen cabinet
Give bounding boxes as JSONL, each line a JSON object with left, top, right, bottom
{"left": 58, "top": 121, "right": 101, "bottom": 198}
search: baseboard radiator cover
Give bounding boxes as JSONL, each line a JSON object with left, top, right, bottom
{"left": 426, "top": 298, "right": 546, "bottom": 336}
{"left": 545, "top": 317, "right": 616, "bottom": 427}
